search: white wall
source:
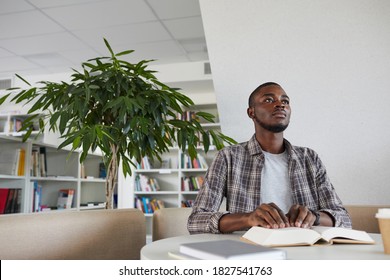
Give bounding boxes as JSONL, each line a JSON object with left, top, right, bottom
{"left": 200, "top": 0, "right": 390, "bottom": 204}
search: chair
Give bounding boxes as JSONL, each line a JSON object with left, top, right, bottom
{"left": 345, "top": 205, "right": 390, "bottom": 233}
{"left": 152, "top": 207, "right": 192, "bottom": 241}
{"left": 0, "top": 208, "right": 146, "bottom": 260}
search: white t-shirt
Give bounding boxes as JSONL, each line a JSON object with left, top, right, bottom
{"left": 260, "top": 150, "right": 293, "bottom": 213}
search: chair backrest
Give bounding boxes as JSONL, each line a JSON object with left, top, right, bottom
{"left": 152, "top": 207, "right": 192, "bottom": 241}
{"left": 0, "top": 208, "right": 146, "bottom": 260}
{"left": 345, "top": 205, "right": 390, "bottom": 233}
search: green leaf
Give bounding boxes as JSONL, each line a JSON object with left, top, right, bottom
{"left": 104, "top": 38, "right": 115, "bottom": 57}
{"left": 195, "top": 111, "right": 215, "bottom": 123}
{"left": 116, "top": 50, "right": 134, "bottom": 57}
{"left": 0, "top": 93, "right": 11, "bottom": 105}
{"left": 15, "top": 74, "right": 31, "bottom": 86}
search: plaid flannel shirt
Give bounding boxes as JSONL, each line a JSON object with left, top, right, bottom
{"left": 188, "top": 134, "right": 352, "bottom": 234}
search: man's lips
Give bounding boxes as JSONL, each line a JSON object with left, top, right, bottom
{"left": 272, "top": 110, "right": 287, "bottom": 118}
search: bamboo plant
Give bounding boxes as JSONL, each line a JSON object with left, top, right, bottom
{"left": 0, "top": 39, "right": 236, "bottom": 209}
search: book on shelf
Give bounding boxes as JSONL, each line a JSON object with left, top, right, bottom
{"left": 181, "top": 200, "right": 195, "bottom": 208}
{"left": 32, "top": 181, "right": 42, "bottom": 212}
{"left": 31, "top": 147, "right": 47, "bottom": 177}
{"left": 134, "top": 174, "right": 160, "bottom": 192}
{"left": 181, "top": 153, "right": 208, "bottom": 169}
{"left": 241, "top": 226, "right": 375, "bottom": 247}
{"left": 134, "top": 196, "right": 165, "bottom": 214}
{"left": 0, "top": 188, "right": 8, "bottom": 214}
{"left": 0, "top": 188, "right": 22, "bottom": 214}
{"left": 99, "top": 162, "right": 106, "bottom": 178}
{"left": 136, "top": 156, "right": 152, "bottom": 170}
{"left": 57, "top": 189, "right": 75, "bottom": 209}
{"left": 13, "top": 148, "right": 26, "bottom": 176}
{"left": 181, "top": 176, "right": 204, "bottom": 191}
{"left": 10, "top": 117, "right": 23, "bottom": 133}
{"left": 179, "top": 110, "right": 198, "bottom": 122}
{"left": 177, "top": 240, "right": 286, "bottom": 260}
{"left": 39, "top": 147, "right": 47, "bottom": 177}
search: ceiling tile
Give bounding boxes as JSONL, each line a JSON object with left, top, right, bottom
{"left": 74, "top": 21, "right": 172, "bottom": 48}
{"left": 0, "top": 32, "right": 89, "bottom": 55}
{"left": 0, "top": 56, "right": 39, "bottom": 73}
{"left": 187, "top": 51, "right": 208, "bottom": 61}
{"left": 112, "top": 40, "right": 185, "bottom": 62}
{"left": 179, "top": 37, "right": 207, "bottom": 52}
{"left": 0, "top": 0, "right": 35, "bottom": 14}
{"left": 0, "top": 48, "right": 13, "bottom": 58}
{"left": 59, "top": 48, "right": 101, "bottom": 65}
{"left": 163, "top": 16, "right": 205, "bottom": 39}
{"left": 42, "top": 0, "right": 157, "bottom": 30}
{"left": 147, "top": 0, "right": 201, "bottom": 19}
{"left": 29, "top": 0, "right": 104, "bottom": 8}
{"left": 0, "top": 10, "right": 63, "bottom": 39}
{"left": 23, "top": 53, "right": 72, "bottom": 67}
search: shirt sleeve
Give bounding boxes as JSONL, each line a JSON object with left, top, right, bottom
{"left": 187, "top": 150, "right": 230, "bottom": 234}
{"left": 312, "top": 151, "right": 352, "bottom": 228}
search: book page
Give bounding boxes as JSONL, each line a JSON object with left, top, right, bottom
{"left": 311, "top": 226, "right": 375, "bottom": 244}
{"left": 242, "top": 226, "right": 322, "bottom": 247}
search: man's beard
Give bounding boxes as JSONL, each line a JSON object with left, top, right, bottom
{"left": 254, "top": 116, "right": 289, "bottom": 133}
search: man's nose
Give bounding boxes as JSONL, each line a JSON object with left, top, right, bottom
{"left": 274, "top": 100, "right": 285, "bottom": 108}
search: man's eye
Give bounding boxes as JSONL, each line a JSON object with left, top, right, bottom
{"left": 264, "top": 98, "right": 274, "bottom": 103}
{"left": 282, "top": 100, "right": 290, "bottom": 105}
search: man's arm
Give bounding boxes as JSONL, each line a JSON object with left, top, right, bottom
{"left": 187, "top": 151, "right": 228, "bottom": 234}
{"left": 311, "top": 151, "right": 352, "bottom": 228}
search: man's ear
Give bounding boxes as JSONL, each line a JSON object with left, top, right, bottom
{"left": 247, "top": 107, "right": 255, "bottom": 119}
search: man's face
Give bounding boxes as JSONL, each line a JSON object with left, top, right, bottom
{"left": 248, "top": 85, "right": 291, "bottom": 133}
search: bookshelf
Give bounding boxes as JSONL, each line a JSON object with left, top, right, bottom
{"left": 0, "top": 113, "right": 40, "bottom": 137}
{"left": 0, "top": 135, "right": 107, "bottom": 215}
{"left": 131, "top": 146, "right": 217, "bottom": 239}
{"left": 118, "top": 100, "right": 221, "bottom": 240}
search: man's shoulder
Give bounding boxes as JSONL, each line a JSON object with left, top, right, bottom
{"left": 287, "top": 141, "right": 319, "bottom": 157}
{"left": 219, "top": 140, "right": 249, "bottom": 154}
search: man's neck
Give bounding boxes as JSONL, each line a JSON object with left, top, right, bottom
{"left": 255, "top": 131, "right": 285, "bottom": 154}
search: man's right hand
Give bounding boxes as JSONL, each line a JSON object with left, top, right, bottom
{"left": 248, "top": 203, "right": 290, "bottom": 229}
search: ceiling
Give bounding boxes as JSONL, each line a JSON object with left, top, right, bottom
{"left": 0, "top": 0, "right": 208, "bottom": 79}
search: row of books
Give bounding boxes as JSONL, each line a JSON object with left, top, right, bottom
{"left": 8, "top": 117, "right": 23, "bottom": 133}
{"left": 134, "top": 196, "right": 165, "bottom": 214}
{"left": 181, "top": 153, "right": 208, "bottom": 169}
{"left": 136, "top": 156, "right": 153, "bottom": 170}
{"left": 181, "top": 176, "right": 204, "bottom": 191}
{"left": 31, "top": 147, "right": 47, "bottom": 177}
{"left": 32, "top": 181, "right": 75, "bottom": 212}
{"left": 3, "top": 116, "right": 39, "bottom": 134}
{"left": 134, "top": 174, "right": 160, "bottom": 192}
{"left": 181, "top": 200, "right": 195, "bottom": 208}
{"left": 178, "top": 110, "right": 198, "bottom": 122}
{"left": 12, "top": 148, "right": 26, "bottom": 176}
{"left": 136, "top": 153, "right": 210, "bottom": 170}
{"left": 0, "top": 188, "right": 22, "bottom": 214}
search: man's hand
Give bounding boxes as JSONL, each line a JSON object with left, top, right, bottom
{"left": 248, "top": 203, "right": 290, "bottom": 229}
{"left": 286, "top": 205, "right": 316, "bottom": 228}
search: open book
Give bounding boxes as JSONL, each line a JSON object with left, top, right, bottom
{"left": 241, "top": 226, "right": 375, "bottom": 247}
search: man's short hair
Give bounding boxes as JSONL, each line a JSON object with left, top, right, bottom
{"left": 248, "top": 82, "right": 281, "bottom": 107}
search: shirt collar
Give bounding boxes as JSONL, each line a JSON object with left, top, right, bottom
{"left": 248, "top": 134, "right": 295, "bottom": 159}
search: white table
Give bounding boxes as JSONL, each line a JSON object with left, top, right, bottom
{"left": 141, "top": 232, "right": 390, "bottom": 260}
